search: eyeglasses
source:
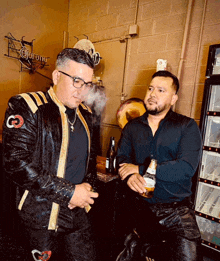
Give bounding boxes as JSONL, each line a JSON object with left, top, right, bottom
{"left": 58, "top": 70, "right": 93, "bottom": 89}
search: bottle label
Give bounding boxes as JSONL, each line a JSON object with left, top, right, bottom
{"left": 143, "top": 177, "right": 156, "bottom": 187}
{"left": 106, "top": 158, "right": 109, "bottom": 168}
{"left": 146, "top": 166, "right": 156, "bottom": 175}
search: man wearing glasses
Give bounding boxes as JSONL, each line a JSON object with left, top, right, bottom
{"left": 3, "top": 48, "right": 99, "bottom": 260}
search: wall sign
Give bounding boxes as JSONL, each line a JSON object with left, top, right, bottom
{"left": 4, "top": 33, "right": 49, "bottom": 73}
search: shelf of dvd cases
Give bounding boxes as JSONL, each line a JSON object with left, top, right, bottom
{"left": 195, "top": 91, "right": 220, "bottom": 252}
{"left": 203, "top": 116, "right": 220, "bottom": 148}
{"left": 195, "top": 181, "right": 220, "bottom": 251}
{"left": 206, "top": 44, "right": 220, "bottom": 78}
{"left": 199, "top": 149, "right": 220, "bottom": 183}
{"left": 196, "top": 215, "right": 220, "bottom": 251}
{"left": 194, "top": 44, "right": 220, "bottom": 256}
{"left": 195, "top": 183, "right": 220, "bottom": 219}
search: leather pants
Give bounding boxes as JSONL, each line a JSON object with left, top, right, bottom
{"left": 119, "top": 195, "right": 203, "bottom": 261}
{"left": 20, "top": 208, "right": 96, "bottom": 261}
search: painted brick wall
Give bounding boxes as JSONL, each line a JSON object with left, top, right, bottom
{"left": 175, "top": 0, "right": 220, "bottom": 123}
{"left": 68, "top": 0, "right": 220, "bottom": 153}
{"left": 0, "top": 0, "right": 69, "bottom": 132}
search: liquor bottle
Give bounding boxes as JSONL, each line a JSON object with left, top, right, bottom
{"left": 141, "top": 159, "right": 157, "bottom": 198}
{"left": 106, "top": 136, "right": 116, "bottom": 173}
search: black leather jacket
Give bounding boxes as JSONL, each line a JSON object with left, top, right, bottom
{"left": 3, "top": 87, "right": 97, "bottom": 230}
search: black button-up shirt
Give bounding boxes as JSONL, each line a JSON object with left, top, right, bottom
{"left": 117, "top": 110, "right": 202, "bottom": 204}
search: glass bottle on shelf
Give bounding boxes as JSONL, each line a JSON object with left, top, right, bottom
{"left": 106, "top": 136, "right": 116, "bottom": 174}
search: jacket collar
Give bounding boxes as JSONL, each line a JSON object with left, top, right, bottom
{"left": 48, "top": 87, "right": 66, "bottom": 112}
{"left": 48, "top": 87, "right": 92, "bottom": 114}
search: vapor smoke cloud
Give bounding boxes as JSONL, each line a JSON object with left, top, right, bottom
{"left": 83, "top": 84, "right": 107, "bottom": 116}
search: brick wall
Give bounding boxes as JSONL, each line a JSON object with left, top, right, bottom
{"left": 0, "top": 0, "right": 69, "bottom": 132}
{"left": 175, "top": 0, "right": 220, "bottom": 123}
{"left": 68, "top": 0, "right": 220, "bottom": 153}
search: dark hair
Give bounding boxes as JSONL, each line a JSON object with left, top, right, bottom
{"left": 56, "top": 48, "right": 95, "bottom": 69}
{"left": 152, "top": 70, "right": 179, "bottom": 93}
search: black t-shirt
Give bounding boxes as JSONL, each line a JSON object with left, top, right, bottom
{"left": 65, "top": 107, "right": 88, "bottom": 184}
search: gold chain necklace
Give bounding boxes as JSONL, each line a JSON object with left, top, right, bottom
{"left": 68, "top": 113, "right": 77, "bottom": 132}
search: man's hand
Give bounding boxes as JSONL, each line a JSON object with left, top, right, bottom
{"left": 68, "top": 183, "right": 99, "bottom": 210}
{"left": 127, "top": 173, "right": 146, "bottom": 194}
{"left": 119, "top": 163, "right": 139, "bottom": 180}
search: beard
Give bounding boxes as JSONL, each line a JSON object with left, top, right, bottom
{"left": 146, "top": 103, "right": 167, "bottom": 115}
{"left": 147, "top": 108, "right": 159, "bottom": 115}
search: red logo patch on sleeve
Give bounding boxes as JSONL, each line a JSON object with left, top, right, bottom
{"left": 31, "top": 250, "right": 52, "bottom": 260}
{"left": 6, "top": 115, "right": 24, "bottom": 128}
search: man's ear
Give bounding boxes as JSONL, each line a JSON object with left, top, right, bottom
{"left": 171, "top": 94, "right": 178, "bottom": 106}
{"left": 52, "top": 70, "right": 59, "bottom": 85}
